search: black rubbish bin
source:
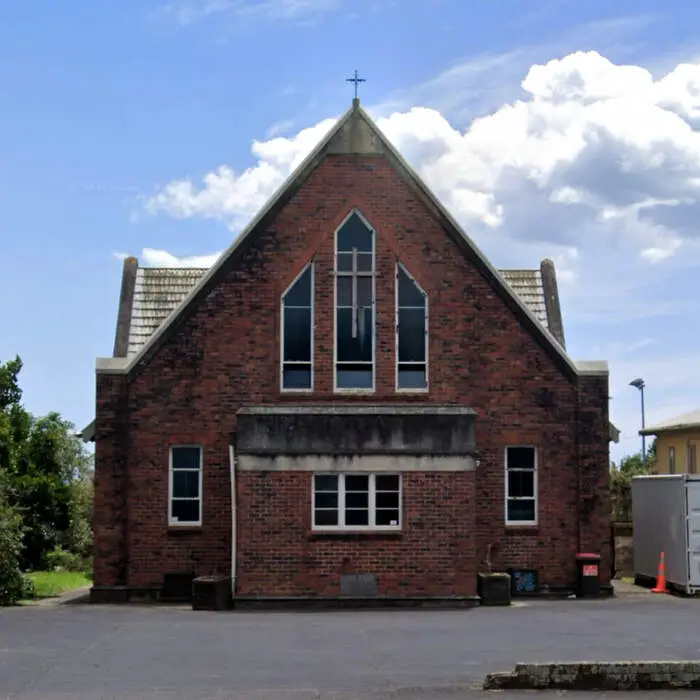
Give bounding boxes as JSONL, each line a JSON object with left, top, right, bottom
{"left": 575, "top": 552, "right": 601, "bottom": 598}
{"left": 192, "top": 576, "right": 231, "bottom": 611}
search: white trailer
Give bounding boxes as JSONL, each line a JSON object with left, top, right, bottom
{"left": 631, "top": 474, "right": 700, "bottom": 594}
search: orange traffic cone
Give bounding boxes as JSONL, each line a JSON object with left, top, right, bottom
{"left": 652, "top": 551, "right": 668, "bottom": 593}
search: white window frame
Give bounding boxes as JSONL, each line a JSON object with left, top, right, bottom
{"left": 505, "top": 445, "right": 537, "bottom": 526}
{"left": 280, "top": 262, "right": 315, "bottom": 393}
{"left": 312, "top": 473, "right": 402, "bottom": 531}
{"left": 333, "top": 209, "right": 376, "bottom": 393}
{"left": 395, "top": 262, "right": 429, "bottom": 392}
{"left": 168, "top": 445, "right": 203, "bottom": 527}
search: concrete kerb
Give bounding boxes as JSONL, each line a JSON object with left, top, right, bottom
{"left": 59, "top": 587, "right": 91, "bottom": 605}
{"left": 483, "top": 661, "right": 700, "bottom": 691}
{"left": 35, "top": 586, "right": 92, "bottom": 607}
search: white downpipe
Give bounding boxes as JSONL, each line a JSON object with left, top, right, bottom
{"left": 229, "top": 443, "right": 237, "bottom": 598}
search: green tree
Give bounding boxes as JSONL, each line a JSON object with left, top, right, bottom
{"left": 65, "top": 454, "right": 94, "bottom": 563}
{"left": 610, "top": 439, "right": 657, "bottom": 522}
{"left": 0, "top": 358, "right": 28, "bottom": 479}
{"left": 647, "top": 438, "right": 657, "bottom": 463}
{"left": 0, "top": 356, "right": 22, "bottom": 409}
{"left": 0, "top": 469, "right": 27, "bottom": 605}
{"left": 0, "top": 357, "right": 94, "bottom": 572}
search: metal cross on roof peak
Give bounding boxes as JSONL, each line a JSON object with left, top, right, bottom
{"left": 346, "top": 70, "right": 366, "bottom": 100}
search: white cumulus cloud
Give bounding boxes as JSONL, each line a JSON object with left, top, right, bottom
{"left": 141, "top": 248, "right": 221, "bottom": 267}
{"left": 112, "top": 248, "right": 221, "bottom": 267}
{"left": 145, "top": 50, "right": 700, "bottom": 268}
{"left": 144, "top": 118, "right": 336, "bottom": 230}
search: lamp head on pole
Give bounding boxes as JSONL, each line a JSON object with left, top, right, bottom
{"left": 629, "top": 378, "right": 645, "bottom": 391}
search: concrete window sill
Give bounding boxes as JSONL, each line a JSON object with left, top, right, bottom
{"left": 167, "top": 526, "right": 204, "bottom": 535}
{"left": 504, "top": 526, "right": 539, "bottom": 535}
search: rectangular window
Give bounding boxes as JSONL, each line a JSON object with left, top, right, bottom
{"left": 396, "top": 264, "right": 428, "bottom": 390}
{"left": 312, "top": 473, "right": 401, "bottom": 530}
{"left": 169, "top": 446, "right": 203, "bottom": 526}
{"left": 505, "top": 446, "right": 537, "bottom": 525}
{"left": 335, "top": 211, "right": 375, "bottom": 390}
{"left": 281, "top": 264, "right": 314, "bottom": 390}
{"left": 689, "top": 444, "right": 697, "bottom": 474}
{"left": 669, "top": 446, "right": 676, "bottom": 474}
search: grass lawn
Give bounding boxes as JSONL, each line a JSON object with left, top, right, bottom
{"left": 27, "top": 571, "right": 92, "bottom": 599}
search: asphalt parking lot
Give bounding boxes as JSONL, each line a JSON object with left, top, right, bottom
{"left": 1, "top": 592, "right": 700, "bottom": 699}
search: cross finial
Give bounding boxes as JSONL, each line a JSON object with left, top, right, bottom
{"left": 346, "top": 70, "right": 366, "bottom": 101}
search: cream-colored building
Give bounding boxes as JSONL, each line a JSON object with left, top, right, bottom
{"left": 641, "top": 409, "right": 700, "bottom": 474}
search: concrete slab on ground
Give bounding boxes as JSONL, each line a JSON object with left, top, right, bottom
{"left": 612, "top": 578, "right": 655, "bottom": 596}
{"left": 1, "top": 593, "right": 699, "bottom": 699}
{"left": 32, "top": 586, "right": 92, "bottom": 607}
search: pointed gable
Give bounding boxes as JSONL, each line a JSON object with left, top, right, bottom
{"left": 96, "top": 99, "right": 601, "bottom": 383}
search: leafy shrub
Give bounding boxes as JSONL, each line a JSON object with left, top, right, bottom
{"left": 21, "top": 574, "right": 36, "bottom": 599}
{"left": 43, "top": 546, "right": 89, "bottom": 573}
{"left": 66, "top": 474, "right": 93, "bottom": 561}
{"left": 610, "top": 452, "right": 655, "bottom": 522}
{"left": 0, "top": 569, "right": 25, "bottom": 606}
{"left": 0, "top": 493, "right": 26, "bottom": 605}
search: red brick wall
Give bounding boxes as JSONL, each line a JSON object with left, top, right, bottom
{"left": 577, "top": 374, "right": 613, "bottom": 580}
{"left": 236, "top": 471, "right": 476, "bottom": 596}
{"left": 93, "top": 373, "right": 128, "bottom": 587}
{"left": 93, "top": 152, "right": 610, "bottom": 596}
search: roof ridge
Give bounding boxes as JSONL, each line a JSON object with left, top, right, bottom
{"left": 140, "top": 267, "right": 211, "bottom": 272}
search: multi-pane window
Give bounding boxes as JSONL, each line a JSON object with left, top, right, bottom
{"left": 313, "top": 473, "right": 401, "bottom": 529}
{"left": 335, "top": 211, "right": 375, "bottom": 390}
{"left": 396, "top": 264, "right": 428, "bottom": 390}
{"left": 505, "top": 446, "right": 537, "bottom": 525}
{"left": 281, "top": 264, "right": 314, "bottom": 390}
{"left": 169, "top": 446, "right": 202, "bottom": 526}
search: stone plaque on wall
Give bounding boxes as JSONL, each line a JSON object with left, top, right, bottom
{"left": 340, "top": 573, "right": 378, "bottom": 597}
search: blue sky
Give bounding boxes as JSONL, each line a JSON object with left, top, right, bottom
{"left": 1, "top": 0, "right": 700, "bottom": 461}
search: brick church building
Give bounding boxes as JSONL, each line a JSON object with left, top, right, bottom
{"left": 84, "top": 98, "right": 615, "bottom": 605}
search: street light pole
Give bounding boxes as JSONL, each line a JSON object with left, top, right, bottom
{"left": 629, "top": 378, "right": 646, "bottom": 464}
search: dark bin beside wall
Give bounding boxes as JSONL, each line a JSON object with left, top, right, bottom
{"left": 477, "top": 573, "right": 512, "bottom": 606}
{"left": 192, "top": 576, "right": 231, "bottom": 611}
{"left": 575, "top": 553, "right": 601, "bottom": 598}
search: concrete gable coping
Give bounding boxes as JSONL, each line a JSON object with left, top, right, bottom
{"left": 574, "top": 360, "right": 609, "bottom": 376}
{"left": 96, "top": 357, "right": 129, "bottom": 373}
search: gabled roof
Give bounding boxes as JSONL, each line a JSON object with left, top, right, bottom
{"left": 97, "top": 98, "right": 603, "bottom": 381}
{"left": 112, "top": 262, "right": 565, "bottom": 360}
{"left": 641, "top": 409, "right": 700, "bottom": 436}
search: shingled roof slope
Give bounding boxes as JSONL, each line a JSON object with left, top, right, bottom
{"left": 118, "top": 263, "right": 560, "bottom": 359}
{"left": 127, "top": 267, "right": 208, "bottom": 358}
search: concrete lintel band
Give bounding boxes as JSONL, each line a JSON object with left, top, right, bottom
{"left": 236, "top": 454, "right": 476, "bottom": 472}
